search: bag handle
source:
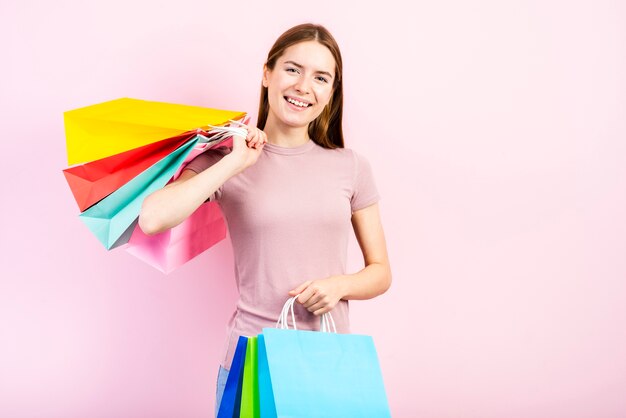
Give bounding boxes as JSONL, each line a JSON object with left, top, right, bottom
{"left": 203, "top": 124, "right": 248, "bottom": 143}
{"left": 276, "top": 296, "right": 337, "bottom": 333}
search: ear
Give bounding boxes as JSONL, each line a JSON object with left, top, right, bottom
{"left": 262, "top": 64, "right": 269, "bottom": 88}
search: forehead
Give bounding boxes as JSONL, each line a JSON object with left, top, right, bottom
{"left": 278, "top": 41, "right": 336, "bottom": 75}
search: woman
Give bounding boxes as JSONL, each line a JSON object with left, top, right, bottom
{"left": 138, "top": 23, "right": 391, "bottom": 414}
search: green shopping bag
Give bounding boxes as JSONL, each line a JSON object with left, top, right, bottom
{"left": 240, "top": 336, "right": 260, "bottom": 417}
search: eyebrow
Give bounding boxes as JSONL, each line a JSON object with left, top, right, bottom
{"left": 283, "top": 60, "right": 334, "bottom": 79}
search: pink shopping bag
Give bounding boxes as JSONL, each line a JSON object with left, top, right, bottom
{"left": 125, "top": 200, "right": 227, "bottom": 274}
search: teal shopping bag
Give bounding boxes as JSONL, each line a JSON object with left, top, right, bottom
{"left": 257, "top": 298, "right": 391, "bottom": 418}
{"left": 79, "top": 135, "right": 201, "bottom": 249}
{"left": 258, "top": 333, "right": 276, "bottom": 418}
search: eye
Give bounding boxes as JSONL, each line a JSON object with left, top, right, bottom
{"left": 285, "top": 67, "right": 299, "bottom": 74}
{"left": 316, "top": 76, "right": 329, "bottom": 83}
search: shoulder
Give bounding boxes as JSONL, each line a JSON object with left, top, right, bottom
{"left": 205, "top": 146, "right": 232, "bottom": 157}
{"left": 310, "top": 143, "right": 375, "bottom": 176}
{"left": 330, "top": 146, "right": 373, "bottom": 172}
{"left": 184, "top": 145, "right": 232, "bottom": 173}
{"left": 312, "top": 142, "right": 368, "bottom": 163}
{"left": 194, "top": 145, "right": 232, "bottom": 162}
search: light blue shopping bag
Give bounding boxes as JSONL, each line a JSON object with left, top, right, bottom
{"left": 257, "top": 298, "right": 391, "bottom": 418}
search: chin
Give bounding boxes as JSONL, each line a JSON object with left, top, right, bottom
{"left": 285, "top": 110, "right": 324, "bottom": 127}
{"left": 282, "top": 117, "right": 311, "bottom": 128}
{"left": 276, "top": 112, "right": 316, "bottom": 129}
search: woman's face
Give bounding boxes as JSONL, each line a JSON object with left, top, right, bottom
{"left": 263, "top": 40, "right": 336, "bottom": 130}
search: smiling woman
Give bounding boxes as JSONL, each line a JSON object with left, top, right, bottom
{"left": 137, "top": 23, "right": 391, "bottom": 417}
{"left": 263, "top": 41, "right": 335, "bottom": 145}
{"left": 261, "top": 41, "right": 336, "bottom": 142}
{"left": 257, "top": 25, "right": 345, "bottom": 150}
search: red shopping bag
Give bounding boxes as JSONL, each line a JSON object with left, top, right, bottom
{"left": 63, "top": 131, "right": 197, "bottom": 211}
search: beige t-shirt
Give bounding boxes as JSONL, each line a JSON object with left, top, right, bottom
{"left": 184, "top": 139, "right": 380, "bottom": 369}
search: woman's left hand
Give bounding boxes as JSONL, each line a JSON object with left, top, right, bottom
{"left": 288, "top": 276, "right": 346, "bottom": 316}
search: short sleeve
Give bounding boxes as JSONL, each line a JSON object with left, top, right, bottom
{"left": 350, "top": 150, "right": 380, "bottom": 212}
{"left": 182, "top": 147, "right": 230, "bottom": 201}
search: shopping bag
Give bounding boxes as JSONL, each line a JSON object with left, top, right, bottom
{"left": 257, "top": 298, "right": 391, "bottom": 418}
{"left": 64, "top": 97, "right": 245, "bottom": 165}
{"left": 257, "top": 332, "right": 276, "bottom": 417}
{"left": 62, "top": 98, "right": 248, "bottom": 272}
{"left": 240, "top": 337, "right": 260, "bottom": 418}
{"left": 63, "top": 131, "right": 196, "bottom": 211}
{"left": 79, "top": 135, "right": 201, "bottom": 249}
{"left": 218, "top": 336, "right": 248, "bottom": 418}
{"left": 124, "top": 200, "right": 226, "bottom": 273}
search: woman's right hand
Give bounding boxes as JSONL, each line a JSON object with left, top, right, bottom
{"left": 139, "top": 121, "right": 266, "bottom": 236}
{"left": 227, "top": 122, "right": 268, "bottom": 172}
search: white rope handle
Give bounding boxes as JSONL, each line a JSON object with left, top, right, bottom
{"left": 320, "top": 310, "right": 337, "bottom": 333}
{"left": 185, "top": 118, "right": 249, "bottom": 147}
{"left": 276, "top": 296, "right": 299, "bottom": 330}
{"left": 276, "top": 296, "right": 337, "bottom": 333}
{"left": 204, "top": 124, "right": 247, "bottom": 141}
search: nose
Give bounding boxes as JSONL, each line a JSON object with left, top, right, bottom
{"left": 294, "top": 76, "right": 311, "bottom": 95}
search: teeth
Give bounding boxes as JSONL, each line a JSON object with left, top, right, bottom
{"left": 287, "top": 97, "right": 309, "bottom": 108}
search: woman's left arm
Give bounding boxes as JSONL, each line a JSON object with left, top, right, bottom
{"left": 289, "top": 203, "right": 392, "bottom": 315}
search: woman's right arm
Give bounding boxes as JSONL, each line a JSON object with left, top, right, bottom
{"left": 138, "top": 126, "right": 267, "bottom": 235}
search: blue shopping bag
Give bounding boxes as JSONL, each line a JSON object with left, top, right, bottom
{"left": 218, "top": 336, "right": 248, "bottom": 418}
{"left": 257, "top": 298, "right": 391, "bottom": 418}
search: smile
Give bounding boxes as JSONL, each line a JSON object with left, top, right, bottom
{"left": 284, "top": 96, "right": 312, "bottom": 108}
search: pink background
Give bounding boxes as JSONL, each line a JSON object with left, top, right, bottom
{"left": 2, "top": 1, "right": 625, "bottom": 417}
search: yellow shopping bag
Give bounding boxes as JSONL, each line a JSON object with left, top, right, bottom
{"left": 64, "top": 97, "right": 246, "bottom": 165}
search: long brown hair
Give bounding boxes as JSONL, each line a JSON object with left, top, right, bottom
{"left": 256, "top": 23, "right": 344, "bottom": 149}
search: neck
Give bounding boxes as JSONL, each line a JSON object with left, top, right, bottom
{"left": 263, "top": 113, "right": 310, "bottom": 148}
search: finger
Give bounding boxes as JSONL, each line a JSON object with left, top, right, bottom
{"left": 307, "top": 296, "right": 329, "bottom": 312}
{"left": 254, "top": 133, "right": 262, "bottom": 148}
{"left": 248, "top": 128, "right": 257, "bottom": 140}
{"left": 249, "top": 129, "right": 261, "bottom": 148}
{"left": 303, "top": 293, "right": 323, "bottom": 309}
{"left": 297, "top": 285, "right": 317, "bottom": 305}
{"left": 313, "top": 306, "right": 328, "bottom": 316}
{"left": 247, "top": 132, "right": 259, "bottom": 148}
{"left": 289, "top": 281, "right": 311, "bottom": 296}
